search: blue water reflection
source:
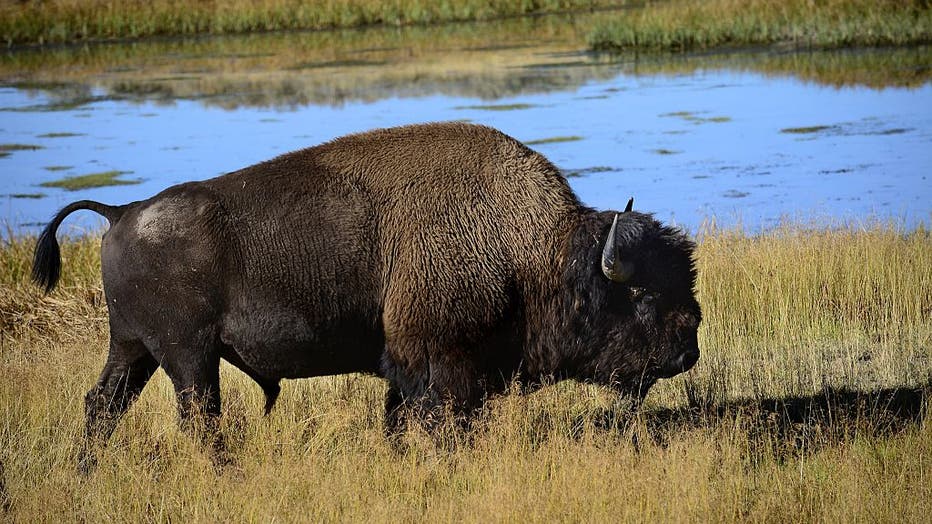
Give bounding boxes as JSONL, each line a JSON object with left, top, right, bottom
{"left": 1, "top": 67, "right": 930, "bottom": 235}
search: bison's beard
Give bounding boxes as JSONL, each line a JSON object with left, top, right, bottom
{"left": 612, "top": 373, "right": 658, "bottom": 404}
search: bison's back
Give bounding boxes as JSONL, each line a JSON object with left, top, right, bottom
{"left": 211, "top": 121, "right": 580, "bottom": 282}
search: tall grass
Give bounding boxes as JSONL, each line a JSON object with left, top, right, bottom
{"left": 1, "top": 222, "right": 930, "bottom": 520}
{"left": 0, "top": 0, "right": 618, "bottom": 46}
{"left": 589, "top": 0, "right": 932, "bottom": 52}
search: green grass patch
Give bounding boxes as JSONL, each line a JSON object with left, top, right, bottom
{"left": 43, "top": 165, "right": 73, "bottom": 172}
{"left": 39, "top": 170, "right": 140, "bottom": 191}
{"left": 0, "top": 143, "right": 44, "bottom": 152}
{"left": 589, "top": 0, "right": 932, "bottom": 52}
{"left": 562, "top": 166, "right": 615, "bottom": 178}
{"left": 454, "top": 103, "right": 538, "bottom": 111}
{"left": 661, "top": 111, "right": 731, "bottom": 124}
{"left": 653, "top": 148, "right": 681, "bottom": 155}
{"left": 781, "top": 125, "right": 836, "bottom": 134}
{"left": 8, "top": 193, "right": 46, "bottom": 199}
{"left": 867, "top": 127, "right": 911, "bottom": 135}
{"left": 36, "top": 132, "right": 85, "bottom": 138}
{"left": 525, "top": 135, "right": 584, "bottom": 146}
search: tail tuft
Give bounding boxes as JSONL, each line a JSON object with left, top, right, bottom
{"left": 32, "top": 223, "right": 62, "bottom": 294}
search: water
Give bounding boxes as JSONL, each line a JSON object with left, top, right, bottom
{"left": 1, "top": 21, "right": 930, "bottom": 235}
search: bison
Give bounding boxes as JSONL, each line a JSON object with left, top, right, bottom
{"left": 32, "top": 123, "right": 700, "bottom": 471}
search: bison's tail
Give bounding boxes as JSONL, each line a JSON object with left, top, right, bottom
{"left": 32, "top": 200, "right": 125, "bottom": 294}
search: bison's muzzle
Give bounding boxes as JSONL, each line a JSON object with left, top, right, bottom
{"left": 658, "top": 346, "right": 700, "bottom": 378}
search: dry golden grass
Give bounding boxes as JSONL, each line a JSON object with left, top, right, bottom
{"left": 1, "top": 221, "right": 930, "bottom": 521}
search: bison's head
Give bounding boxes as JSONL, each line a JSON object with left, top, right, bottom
{"left": 561, "top": 200, "right": 700, "bottom": 400}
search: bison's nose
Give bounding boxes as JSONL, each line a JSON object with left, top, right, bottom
{"left": 678, "top": 348, "right": 699, "bottom": 372}
{"left": 659, "top": 348, "right": 699, "bottom": 378}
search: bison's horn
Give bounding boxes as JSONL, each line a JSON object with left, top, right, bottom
{"left": 601, "top": 213, "right": 635, "bottom": 283}
{"left": 624, "top": 197, "right": 633, "bottom": 213}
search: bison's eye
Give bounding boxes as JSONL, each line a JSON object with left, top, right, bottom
{"left": 629, "top": 287, "right": 650, "bottom": 302}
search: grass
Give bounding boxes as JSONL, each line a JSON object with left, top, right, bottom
{"left": 7, "top": 193, "right": 45, "bottom": 199}
{"left": 0, "top": 143, "right": 43, "bottom": 152}
{"left": 0, "top": 221, "right": 929, "bottom": 520}
{"left": 38, "top": 170, "right": 140, "bottom": 191}
{"left": 454, "top": 103, "right": 538, "bottom": 111}
{"left": 0, "top": 0, "right": 620, "bottom": 46}
{"left": 589, "top": 0, "right": 932, "bottom": 52}
{"left": 782, "top": 125, "right": 837, "bottom": 134}
{"left": 525, "top": 135, "right": 584, "bottom": 145}
{"left": 36, "top": 132, "right": 85, "bottom": 138}
{"left": 561, "top": 166, "right": 615, "bottom": 178}
{"left": 661, "top": 111, "right": 732, "bottom": 124}
{"left": 3, "top": 0, "right": 927, "bottom": 52}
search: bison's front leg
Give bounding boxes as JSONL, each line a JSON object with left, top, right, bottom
{"left": 382, "top": 350, "right": 485, "bottom": 436}
{"left": 79, "top": 340, "right": 159, "bottom": 475}
{"left": 383, "top": 384, "right": 407, "bottom": 438}
{"left": 425, "top": 354, "right": 485, "bottom": 424}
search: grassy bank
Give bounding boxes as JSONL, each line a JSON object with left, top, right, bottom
{"left": 3, "top": 0, "right": 929, "bottom": 50}
{"left": 0, "top": 0, "right": 618, "bottom": 46}
{"left": 589, "top": 0, "right": 932, "bottom": 52}
{"left": 1, "top": 223, "right": 930, "bottom": 520}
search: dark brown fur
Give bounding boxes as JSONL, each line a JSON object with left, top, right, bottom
{"left": 32, "top": 123, "right": 700, "bottom": 470}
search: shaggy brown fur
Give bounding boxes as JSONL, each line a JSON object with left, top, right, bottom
{"left": 32, "top": 123, "right": 700, "bottom": 470}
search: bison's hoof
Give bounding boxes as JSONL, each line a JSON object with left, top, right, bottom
{"left": 76, "top": 450, "right": 98, "bottom": 477}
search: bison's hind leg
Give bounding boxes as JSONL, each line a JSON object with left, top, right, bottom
{"left": 152, "top": 332, "right": 228, "bottom": 469}
{"left": 80, "top": 340, "right": 159, "bottom": 475}
{"left": 220, "top": 347, "right": 281, "bottom": 415}
{"left": 260, "top": 383, "right": 281, "bottom": 416}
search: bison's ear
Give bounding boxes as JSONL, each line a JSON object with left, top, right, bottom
{"left": 624, "top": 197, "right": 633, "bottom": 213}
{"left": 601, "top": 213, "right": 635, "bottom": 283}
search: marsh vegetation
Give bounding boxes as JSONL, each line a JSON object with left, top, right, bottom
{"left": 589, "top": 0, "right": 932, "bottom": 52}
{"left": 0, "top": 0, "right": 618, "bottom": 46}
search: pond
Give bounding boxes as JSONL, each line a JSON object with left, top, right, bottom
{"left": 1, "top": 14, "right": 930, "bottom": 235}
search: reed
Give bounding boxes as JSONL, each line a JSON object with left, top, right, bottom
{"left": 0, "top": 0, "right": 617, "bottom": 46}
{"left": 589, "top": 0, "right": 932, "bottom": 52}
{"left": 1, "top": 221, "right": 929, "bottom": 521}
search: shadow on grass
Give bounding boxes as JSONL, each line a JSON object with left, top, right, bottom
{"left": 596, "top": 382, "right": 930, "bottom": 459}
